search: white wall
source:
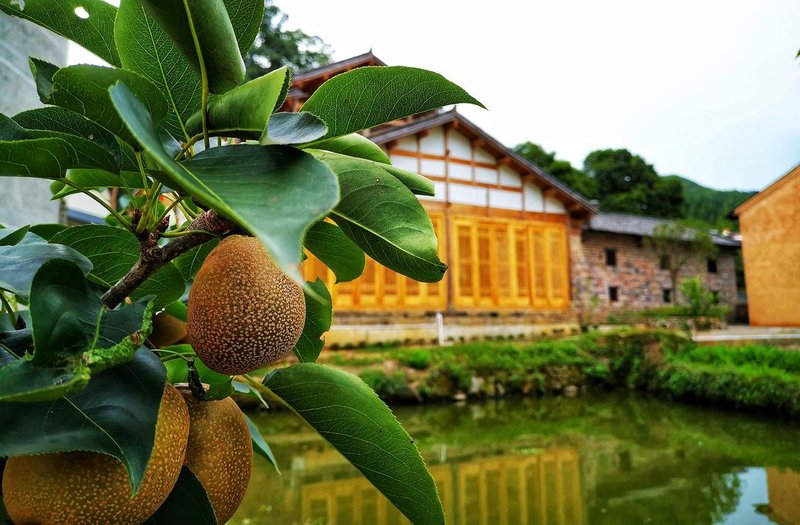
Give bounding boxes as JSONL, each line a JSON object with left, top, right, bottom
{"left": 0, "top": 18, "right": 66, "bottom": 227}
{"left": 389, "top": 125, "right": 567, "bottom": 215}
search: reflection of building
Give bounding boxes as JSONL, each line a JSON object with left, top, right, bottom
{"left": 297, "top": 448, "right": 584, "bottom": 525}
{"left": 736, "top": 164, "right": 800, "bottom": 326}
{"left": 766, "top": 467, "right": 800, "bottom": 525}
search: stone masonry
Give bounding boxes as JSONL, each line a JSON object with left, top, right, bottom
{"left": 571, "top": 230, "right": 738, "bottom": 321}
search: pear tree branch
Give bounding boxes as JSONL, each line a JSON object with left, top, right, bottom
{"left": 101, "top": 209, "right": 234, "bottom": 309}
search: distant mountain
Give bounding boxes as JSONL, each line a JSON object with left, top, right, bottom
{"left": 663, "top": 175, "right": 756, "bottom": 231}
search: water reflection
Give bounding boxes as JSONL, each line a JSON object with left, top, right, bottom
{"left": 231, "top": 394, "right": 800, "bottom": 525}
{"left": 765, "top": 469, "right": 800, "bottom": 525}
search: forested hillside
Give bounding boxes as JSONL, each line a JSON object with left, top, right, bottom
{"left": 663, "top": 175, "right": 755, "bottom": 230}
{"left": 514, "top": 142, "right": 755, "bottom": 230}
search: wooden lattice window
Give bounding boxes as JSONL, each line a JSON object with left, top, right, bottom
{"left": 515, "top": 227, "right": 530, "bottom": 305}
{"left": 457, "top": 224, "right": 474, "bottom": 299}
{"left": 494, "top": 225, "right": 512, "bottom": 301}
{"left": 533, "top": 229, "right": 547, "bottom": 302}
{"left": 549, "top": 230, "right": 565, "bottom": 303}
{"left": 477, "top": 225, "right": 493, "bottom": 302}
{"left": 360, "top": 258, "right": 377, "bottom": 303}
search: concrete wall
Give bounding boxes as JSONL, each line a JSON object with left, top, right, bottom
{"left": 738, "top": 168, "right": 800, "bottom": 326}
{"left": 0, "top": 17, "right": 66, "bottom": 227}
{"left": 572, "top": 231, "right": 738, "bottom": 321}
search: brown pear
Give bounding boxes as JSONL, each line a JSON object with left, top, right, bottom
{"left": 187, "top": 235, "right": 305, "bottom": 375}
{"left": 2, "top": 384, "right": 190, "bottom": 525}
{"left": 179, "top": 388, "right": 253, "bottom": 524}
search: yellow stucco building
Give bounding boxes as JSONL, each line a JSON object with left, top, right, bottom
{"left": 736, "top": 163, "right": 800, "bottom": 326}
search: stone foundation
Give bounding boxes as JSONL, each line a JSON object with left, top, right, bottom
{"left": 327, "top": 310, "right": 580, "bottom": 348}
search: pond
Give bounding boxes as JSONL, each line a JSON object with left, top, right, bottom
{"left": 231, "top": 394, "right": 800, "bottom": 525}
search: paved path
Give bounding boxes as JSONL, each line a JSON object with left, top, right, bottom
{"left": 694, "top": 325, "right": 800, "bottom": 345}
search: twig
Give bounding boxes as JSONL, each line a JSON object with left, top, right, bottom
{"left": 0, "top": 292, "right": 17, "bottom": 328}
{"left": 187, "top": 359, "right": 207, "bottom": 401}
{"left": 101, "top": 209, "right": 234, "bottom": 309}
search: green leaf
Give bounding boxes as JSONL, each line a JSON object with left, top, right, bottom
{"left": 162, "top": 345, "right": 232, "bottom": 400}
{"left": 0, "top": 329, "right": 32, "bottom": 357}
{"left": 301, "top": 66, "right": 484, "bottom": 139}
{"left": 244, "top": 413, "right": 280, "bottom": 474}
{"left": 307, "top": 137, "right": 433, "bottom": 195}
{"left": 266, "top": 364, "right": 445, "bottom": 525}
{"left": 28, "top": 57, "right": 58, "bottom": 102}
{"left": 115, "top": 0, "right": 201, "bottom": 141}
{"left": 14, "top": 106, "right": 122, "bottom": 167}
{"left": 262, "top": 112, "right": 328, "bottom": 145}
{"left": 313, "top": 151, "right": 446, "bottom": 282}
{"left": 28, "top": 223, "right": 68, "bottom": 241}
{"left": 50, "top": 225, "right": 184, "bottom": 309}
{"left": 87, "top": 297, "right": 156, "bottom": 372}
{"left": 0, "top": 358, "right": 90, "bottom": 402}
{"left": 0, "top": 226, "right": 30, "bottom": 247}
{"left": 0, "top": 136, "right": 104, "bottom": 179}
{"left": 143, "top": 467, "right": 216, "bottom": 525}
{"left": 382, "top": 163, "right": 436, "bottom": 196}
{"left": 292, "top": 279, "right": 332, "bottom": 363}
{"left": 137, "top": 0, "right": 245, "bottom": 94}
{"left": 30, "top": 259, "right": 103, "bottom": 365}
{"left": 27, "top": 258, "right": 152, "bottom": 373}
{"left": 173, "top": 239, "right": 219, "bottom": 281}
{"left": 110, "top": 82, "right": 340, "bottom": 283}
{"left": 0, "top": 348, "right": 166, "bottom": 493}
{"left": 222, "top": 0, "right": 264, "bottom": 55}
{"left": 163, "top": 300, "right": 188, "bottom": 322}
{"left": 25, "top": 130, "right": 119, "bottom": 173}
{"left": 0, "top": 114, "right": 28, "bottom": 141}
{"left": 313, "top": 133, "right": 391, "bottom": 164}
{"left": 0, "top": 0, "right": 121, "bottom": 66}
{"left": 184, "top": 67, "right": 290, "bottom": 139}
{"left": 180, "top": 146, "right": 339, "bottom": 283}
{"left": 0, "top": 242, "right": 92, "bottom": 299}
{"left": 305, "top": 221, "right": 365, "bottom": 283}
{"left": 115, "top": 0, "right": 263, "bottom": 141}
{"left": 46, "top": 65, "right": 168, "bottom": 144}
{"left": 51, "top": 169, "right": 146, "bottom": 199}
{"left": 231, "top": 380, "right": 268, "bottom": 409}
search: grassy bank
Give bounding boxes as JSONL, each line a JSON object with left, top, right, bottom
{"left": 318, "top": 330, "right": 800, "bottom": 415}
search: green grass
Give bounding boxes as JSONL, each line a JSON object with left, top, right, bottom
{"left": 325, "top": 330, "right": 800, "bottom": 415}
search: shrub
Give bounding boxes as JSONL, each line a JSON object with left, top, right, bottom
{"left": 396, "top": 348, "right": 433, "bottom": 370}
{"left": 359, "top": 370, "right": 414, "bottom": 399}
{"left": 679, "top": 276, "right": 717, "bottom": 317}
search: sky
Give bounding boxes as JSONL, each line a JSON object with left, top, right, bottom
{"left": 72, "top": 0, "right": 800, "bottom": 191}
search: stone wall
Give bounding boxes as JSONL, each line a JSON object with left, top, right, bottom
{"left": 571, "top": 231, "right": 738, "bottom": 321}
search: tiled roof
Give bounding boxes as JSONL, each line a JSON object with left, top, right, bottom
{"left": 293, "top": 51, "right": 385, "bottom": 82}
{"left": 588, "top": 212, "right": 740, "bottom": 247}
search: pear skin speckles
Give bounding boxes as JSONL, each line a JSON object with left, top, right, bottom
{"left": 187, "top": 235, "right": 305, "bottom": 375}
{"left": 179, "top": 388, "right": 253, "bottom": 524}
{"left": 2, "top": 384, "right": 190, "bottom": 525}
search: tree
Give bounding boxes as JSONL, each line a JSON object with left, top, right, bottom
{"left": 0, "top": 1, "right": 482, "bottom": 522}
{"left": 244, "top": 1, "right": 332, "bottom": 80}
{"left": 583, "top": 148, "right": 684, "bottom": 218}
{"left": 514, "top": 141, "right": 597, "bottom": 198}
{"left": 650, "top": 221, "right": 718, "bottom": 304}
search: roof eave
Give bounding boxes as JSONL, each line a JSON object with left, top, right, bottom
{"left": 370, "top": 111, "right": 596, "bottom": 216}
